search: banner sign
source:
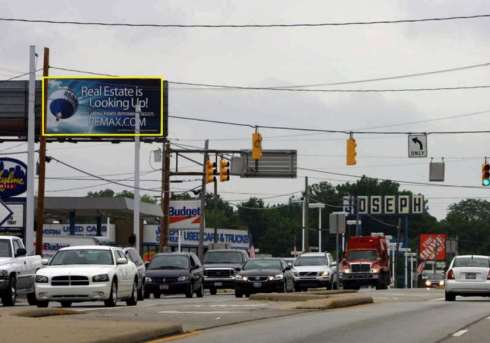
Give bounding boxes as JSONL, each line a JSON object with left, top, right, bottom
{"left": 342, "top": 195, "right": 424, "bottom": 215}
{"left": 42, "top": 223, "right": 116, "bottom": 241}
{"left": 419, "top": 233, "right": 447, "bottom": 261}
{"left": 169, "top": 200, "right": 201, "bottom": 229}
{"left": 0, "top": 158, "right": 27, "bottom": 199}
{"left": 43, "top": 77, "right": 164, "bottom": 137}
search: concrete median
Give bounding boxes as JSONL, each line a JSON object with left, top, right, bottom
{"left": 249, "top": 290, "right": 358, "bottom": 302}
{"left": 296, "top": 295, "right": 374, "bottom": 310}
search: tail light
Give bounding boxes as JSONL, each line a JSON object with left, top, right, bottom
{"left": 447, "top": 269, "right": 454, "bottom": 280}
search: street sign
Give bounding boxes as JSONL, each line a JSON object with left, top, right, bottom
{"left": 0, "top": 201, "right": 13, "bottom": 227}
{"left": 232, "top": 150, "right": 297, "bottom": 178}
{"left": 329, "top": 212, "right": 346, "bottom": 234}
{"left": 429, "top": 161, "right": 445, "bottom": 182}
{"left": 343, "top": 195, "right": 424, "bottom": 214}
{"left": 408, "top": 134, "right": 428, "bottom": 158}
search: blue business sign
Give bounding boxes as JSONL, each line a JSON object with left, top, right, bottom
{"left": 43, "top": 77, "right": 165, "bottom": 137}
{"left": 0, "top": 158, "right": 27, "bottom": 199}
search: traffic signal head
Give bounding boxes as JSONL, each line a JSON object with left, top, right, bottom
{"left": 206, "top": 159, "right": 216, "bottom": 183}
{"left": 346, "top": 136, "right": 357, "bottom": 166}
{"left": 252, "top": 131, "right": 263, "bottom": 160}
{"left": 482, "top": 162, "right": 490, "bottom": 186}
{"left": 219, "top": 159, "right": 230, "bottom": 182}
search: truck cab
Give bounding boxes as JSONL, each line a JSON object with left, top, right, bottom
{"left": 340, "top": 236, "right": 390, "bottom": 290}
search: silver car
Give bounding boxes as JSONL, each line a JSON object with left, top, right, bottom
{"left": 445, "top": 255, "right": 490, "bottom": 301}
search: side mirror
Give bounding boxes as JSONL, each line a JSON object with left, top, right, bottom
{"left": 15, "top": 248, "right": 27, "bottom": 257}
{"left": 284, "top": 265, "right": 292, "bottom": 271}
{"left": 41, "top": 258, "right": 50, "bottom": 266}
{"left": 116, "top": 257, "right": 128, "bottom": 265}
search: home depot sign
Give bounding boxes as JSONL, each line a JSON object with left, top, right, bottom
{"left": 419, "top": 233, "right": 447, "bottom": 261}
{"left": 169, "top": 200, "right": 201, "bottom": 229}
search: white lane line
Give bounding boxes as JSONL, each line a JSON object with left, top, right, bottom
{"left": 431, "top": 297, "right": 445, "bottom": 302}
{"left": 487, "top": 316, "right": 490, "bottom": 320}
{"left": 452, "top": 329, "right": 468, "bottom": 337}
{"left": 158, "top": 310, "right": 241, "bottom": 314}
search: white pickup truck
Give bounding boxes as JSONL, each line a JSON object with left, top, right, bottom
{"left": 0, "top": 236, "right": 42, "bottom": 306}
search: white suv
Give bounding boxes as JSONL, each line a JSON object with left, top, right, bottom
{"left": 292, "top": 252, "right": 338, "bottom": 291}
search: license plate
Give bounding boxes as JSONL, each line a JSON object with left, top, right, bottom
{"left": 214, "top": 282, "right": 223, "bottom": 287}
{"left": 253, "top": 282, "right": 262, "bottom": 288}
{"left": 466, "top": 273, "right": 477, "bottom": 280}
{"left": 160, "top": 284, "right": 169, "bottom": 290}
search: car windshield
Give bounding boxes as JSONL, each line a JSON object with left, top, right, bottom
{"left": 148, "top": 255, "right": 189, "bottom": 270}
{"left": 204, "top": 251, "right": 244, "bottom": 264}
{"left": 294, "top": 256, "right": 327, "bottom": 266}
{"left": 0, "top": 240, "right": 11, "bottom": 258}
{"left": 244, "top": 259, "right": 282, "bottom": 270}
{"left": 50, "top": 249, "right": 114, "bottom": 265}
{"left": 453, "top": 257, "right": 490, "bottom": 268}
{"left": 346, "top": 250, "right": 378, "bottom": 261}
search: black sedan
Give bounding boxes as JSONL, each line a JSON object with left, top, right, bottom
{"left": 235, "top": 258, "right": 295, "bottom": 297}
{"left": 144, "top": 252, "right": 204, "bottom": 298}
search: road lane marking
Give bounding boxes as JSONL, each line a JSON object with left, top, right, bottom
{"left": 452, "top": 329, "right": 468, "bottom": 337}
{"left": 148, "top": 331, "right": 200, "bottom": 342}
{"left": 158, "top": 310, "right": 241, "bottom": 314}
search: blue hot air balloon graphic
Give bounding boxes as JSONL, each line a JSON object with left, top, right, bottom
{"left": 49, "top": 87, "right": 79, "bottom": 121}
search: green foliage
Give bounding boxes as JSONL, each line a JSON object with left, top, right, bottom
{"left": 86, "top": 188, "right": 157, "bottom": 204}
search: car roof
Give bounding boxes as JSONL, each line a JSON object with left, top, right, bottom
{"left": 154, "top": 252, "right": 193, "bottom": 257}
{"left": 59, "top": 245, "right": 115, "bottom": 251}
{"left": 298, "top": 252, "right": 328, "bottom": 257}
{"left": 454, "top": 255, "right": 489, "bottom": 259}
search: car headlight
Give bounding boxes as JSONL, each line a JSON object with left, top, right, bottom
{"left": 425, "top": 280, "right": 431, "bottom": 287}
{"left": 177, "top": 275, "right": 188, "bottom": 282}
{"left": 371, "top": 268, "right": 379, "bottom": 273}
{"left": 343, "top": 269, "right": 351, "bottom": 274}
{"left": 145, "top": 277, "right": 153, "bottom": 283}
{"left": 35, "top": 275, "right": 48, "bottom": 283}
{"left": 319, "top": 271, "right": 329, "bottom": 277}
{"left": 236, "top": 275, "right": 248, "bottom": 281}
{"left": 92, "top": 274, "right": 110, "bottom": 282}
{"left": 439, "top": 280, "right": 444, "bottom": 286}
{"left": 270, "top": 274, "right": 283, "bottom": 281}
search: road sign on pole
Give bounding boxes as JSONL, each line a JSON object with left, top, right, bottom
{"left": 408, "top": 134, "right": 428, "bottom": 158}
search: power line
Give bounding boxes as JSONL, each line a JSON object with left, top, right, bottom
{"left": 0, "top": 68, "right": 42, "bottom": 82}
{"left": 3, "top": 14, "right": 490, "bottom": 28}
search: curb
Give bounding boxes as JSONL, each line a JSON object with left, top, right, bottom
{"left": 249, "top": 293, "right": 329, "bottom": 302}
{"left": 296, "top": 295, "right": 374, "bottom": 310}
{"left": 15, "top": 308, "right": 82, "bottom": 318}
{"left": 93, "top": 324, "right": 184, "bottom": 343}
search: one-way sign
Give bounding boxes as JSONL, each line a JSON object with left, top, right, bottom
{"left": 0, "top": 201, "right": 13, "bottom": 227}
{"left": 408, "top": 134, "right": 428, "bottom": 158}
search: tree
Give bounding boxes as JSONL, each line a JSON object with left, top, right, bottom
{"left": 87, "top": 189, "right": 115, "bottom": 198}
{"left": 86, "top": 189, "right": 157, "bottom": 204}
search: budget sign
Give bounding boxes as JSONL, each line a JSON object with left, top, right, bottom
{"left": 42, "top": 76, "right": 165, "bottom": 137}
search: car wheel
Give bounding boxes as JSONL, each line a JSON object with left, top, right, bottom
{"left": 61, "top": 301, "right": 72, "bottom": 308}
{"left": 185, "top": 284, "right": 193, "bottom": 298}
{"left": 144, "top": 290, "right": 150, "bottom": 299}
{"left": 2, "top": 276, "right": 16, "bottom": 306}
{"left": 27, "top": 292, "right": 37, "bottom": 306}
{"left": 332, "top": 280, "right": 339, "bottom": 290}
{"left": 294, "top": 285, "right": 302, "bottom": 292}
{"left": 244, "top": 293, "right": 250, "bottom": 298}
{"left": 126, "top": 280, "right": 138, "bottom": 306}
{"left": 137, "top": 281, "right": 144, "bottom": 301}
{"left": 209, "top": 288, "right": 217, "bottom": 295}
{"left": 196, "top": 282, "right": 204, "bottom": 298}
{"left": 37, "top": 301, "right": 49, "bottom": 308}
{"left": 153, "top": 292, "right": 161, "bottom": 299}
{"left": 235, "top": 290, "right": 243, "bottom": 298}
{"left": 445, "top": 292, "right": 456, "bottom": 302}
{"left": 104, "top": 279, "right": 118, "bottom": 307}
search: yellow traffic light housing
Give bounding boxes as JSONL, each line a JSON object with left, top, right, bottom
{"left": 206, "top": 159, "right": 216, "bottom": 183}
{"left": 219, "top": 159, "right": 230, "bottom": 182}
{"left": 252, "top": 130, "right": 263, "bottom": 160}
{"left": 346, "top": 135, "right": 357, "bottom": 166}
{"left": 482, "top": 160, "right": 490, "bottom": 186}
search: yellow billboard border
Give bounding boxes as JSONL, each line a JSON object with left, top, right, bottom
{"left": 42, "top": 75, "right": 165, "bottom": 137}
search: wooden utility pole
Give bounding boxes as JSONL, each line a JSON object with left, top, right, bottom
{"left": 35, "top": 47, "right": 49, "bottom": 255}
{"left": 198, "top": 140, "right": 209, "bottom": 261}
{"left": 304, "top": 176, "right": 310, "bottom": 252}
{"left": 160, "top": 141, "right": 171, "bottom": 251}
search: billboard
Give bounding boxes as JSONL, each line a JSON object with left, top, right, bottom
{"left": 0, "top": 158, "right": 27, "bottom": 199}
{"left": 42, "top": 76, "right": 165, "bottom": 137}
{"left": 169, "top": 200, "right": 201, "bottom": 229}
{"left": 419, "top": 233, "right": 447, "bottom": 261}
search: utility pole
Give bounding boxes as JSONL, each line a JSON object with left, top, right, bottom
{"left": 198, "top": 140, "right": 209, "bottom": 261}
{"left": 35, "top": 47, "right": 49, "bottom": 256}
{"left": 133, "top": 104, "right": 141, "bottom": 254}
{"left": 160, "top": 141, "right": 170, "bottom": 251}
{"left": 213, "top": 175, "right": 218, "bottom": 243}
{"left": 304, "top": 176, "right": 309, "bottom": 252}
{"left": 25, "top": 45, "right": 36, "bottom": 254}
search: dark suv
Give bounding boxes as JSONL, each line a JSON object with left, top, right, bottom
{"left": 144, "top": 252, "right": 204, "bottom": 298}
{"left": 203, "top": 249, "right": 249, "bottom": 295}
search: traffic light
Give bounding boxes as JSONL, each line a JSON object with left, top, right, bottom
{"left": 482, "top": 161, "right": 490, "bottom": 186}
{"left": 346, "top": 135, "right": 357, "bottom": 166}
{"left": 206, "top": 159, "right": 216, "bottom": 183}
{"left": 219, "top": 159, "right": 230, "bottom": 182}
{"left": 252, "top": 131, "right": 263, "bottom": 160}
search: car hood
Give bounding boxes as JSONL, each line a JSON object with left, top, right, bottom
{"left": 293, "top": 266, "right": 329, "bottom": 273}
{"left": 240, "top": 269, "right": 282, "bottom": 277}
{"left": 37, "top": 265, "right": 115, "bottom": 277}
{"left": 146, "top": 269, "right": 189, "bottom": 278}
{"left": 204, "top": 263, "right": 242, "bottom": 270}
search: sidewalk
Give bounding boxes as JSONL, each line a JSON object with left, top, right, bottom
{"left": 0, "top": 310, "right": 183, "bottom": 343}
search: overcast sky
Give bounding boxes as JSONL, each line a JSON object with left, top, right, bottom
{"left": 2, "top": 0, "right": 490, "bottom": 220}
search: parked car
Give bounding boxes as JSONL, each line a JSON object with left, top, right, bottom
{"left": 35, "top": 245, "right": 139, "bottom": 308}
{"left": 235, "top": 258, "right": 294, "bottom": 297}
{"left": 123, "top": 247, "right": 145, "bottom": 301}
{"left": 445, "top": 255, "right": 490, "bottom": 301}
{"left": 0, "top": 236, "right": 42, "bottom": 306}
{"left": 292, "top": 252, "right": 339, "bottom": 291}
{"left": 144, "top": 252, "right": 204, "bottom": 298}
{"left": 203, "top": 249, "right": 249, "bottom": 295}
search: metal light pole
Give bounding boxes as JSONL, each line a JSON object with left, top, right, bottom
{"left": 309, "top": 203, "right": 325, "bottom": 252}
{"left": 133, "top": 104, "right": 141, "bottom": 254}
